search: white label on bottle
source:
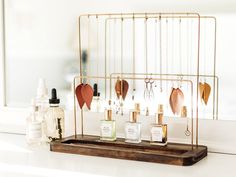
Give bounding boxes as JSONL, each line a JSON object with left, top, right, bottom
{"left": 101, "top": 122, "right": 112, "bottom": 137}
{"left": 125, "top": 124, "right": 138, "bottom": 140}
{"left": 28, "top": 122, "right": 42, "bottom": 139}
{"left": 151, "top": 127, "right": 163, "bottom": 142}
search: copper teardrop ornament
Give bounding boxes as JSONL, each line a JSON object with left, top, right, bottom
{"left": 81, "top": 84, "right": 94, "bottom": 110}
{"left": 199, "top": 82, "right": 211, "bottom": 105}
{"left": 115, "top": 79, "right": 129, "bottom": 100}
{"left": 202, "top": 82, "right": 211, "bottom": 105}
{"left": 169, "top": 88, "right": 185, "bottom": 115}
{"left": 75, "top": 83, "right": 85, "bottom": 109}
{"left": 121, "top": 80, "right": 129, "bottom": 100}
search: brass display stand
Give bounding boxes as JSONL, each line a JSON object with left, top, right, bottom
{"left": 50, "top": 12, "right": 218, "bottom": 166}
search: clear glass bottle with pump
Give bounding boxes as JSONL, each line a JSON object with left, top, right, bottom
{"left": 45, "top": 88, "right": 64, "bottom": 141}
{"left": 100, "top": 109, "right": 116, "bottom": 141}
{"left": 125, "top": 110, "right": 141, "bottom": 143}
{"left": 150, "top": 104, "right": 167, "bottom": 146}
{"left": 26, "top": 99, "right": 42, "bottom": 146}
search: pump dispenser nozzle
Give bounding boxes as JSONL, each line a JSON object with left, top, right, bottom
{"left": 37, "top": 78, "right": 48, "bottom": 98}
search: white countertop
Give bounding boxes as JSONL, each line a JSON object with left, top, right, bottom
{"left": 0, "top": 133, "right": 235, "bottom": 177}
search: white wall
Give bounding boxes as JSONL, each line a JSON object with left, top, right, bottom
{"left": 2, "top": 0, "right": 236, "bottom": 120}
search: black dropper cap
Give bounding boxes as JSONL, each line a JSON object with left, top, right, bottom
{"left": 49, "top": 88, "right": 60, "bottom": 104}
{"left": 93, "top": 83, "right": 100, "bottom": 97}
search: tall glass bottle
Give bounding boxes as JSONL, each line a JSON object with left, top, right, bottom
{"left": 45, "top": 88, "right": 64, "bottom": 141}
{"left": 35, "top": 78, "right": 49, "bottom": 143}
{"left": 26, "top": 99, "right": 42, "bottom": 146}
{"left": 125, "top": 110, "right": 141, "bottom": 143}
{"left": 150, "top": 104, "right": 167, "bottom": 146}
{"left": 100, "top": 109, "right": 116, "bottom": 141}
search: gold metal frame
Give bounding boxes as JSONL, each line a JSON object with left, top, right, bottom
{"left": 77, "top": 12, "right": 218, "bottom": 147}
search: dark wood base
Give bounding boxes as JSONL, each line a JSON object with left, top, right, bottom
{"left": 50, "top": 135, "right": 207, "bottom": 166}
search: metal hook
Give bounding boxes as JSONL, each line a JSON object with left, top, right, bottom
{"left": 144, "top": 77, "right": 150, "bottom": 100}
{"left": 149, "top": 78, "right": 154, "bottom": 99}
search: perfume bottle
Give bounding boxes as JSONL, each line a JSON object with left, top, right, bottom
{"left": 181, "top": 106, "right": 187, "bottom": 118}
{"left": 100, "top": 109, "right": 116, "bottom": 141}
{"left": 150, "top": 104, "right": 167, "bottom": 146}
{"left": 26, "top": 99, "right": 42, "bottom": 146}
{"left": 91, "top": 83, "right": 101, "bottom": 112}
{"left": 125, "top": 110, "right": 141, "bottom": 143}
{"left": 45, "top": 88, "right": 64, "bottom": 141}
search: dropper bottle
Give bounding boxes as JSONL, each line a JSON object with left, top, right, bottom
{"left": 45, "top": 88, "right": 64, "bottom": 141}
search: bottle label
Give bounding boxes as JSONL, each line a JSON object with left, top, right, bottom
{"left": 101, "top": 122, "right": 113, "bottom": 137}
{"left": 125, "top": 124, "right": 138, "bottom": 140}
{"left": 151, "top": 127, "right": 163, "bottom": 142}
{"left": 28, "top": 122, "right": 42, "bottom": 139}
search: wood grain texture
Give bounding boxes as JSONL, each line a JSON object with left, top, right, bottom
{"left": 50, "top": 135, "right": 207, "bottom": 166}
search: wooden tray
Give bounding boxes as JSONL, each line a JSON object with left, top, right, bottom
{"left": 50, "top": 135, "right": 207, "bottom": 166}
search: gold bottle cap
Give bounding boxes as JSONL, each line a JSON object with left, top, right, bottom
{"left": 105, "top": 109, "right": 112, "bottom": 121}
{"left": 129, "top": 110, "right": 138, "bottom": 123}
{"left": 134, "top": 103, "right": 140, "bottom": 114}
{"left": 155, "top": 113, "right": 163, "bottom": 124}
{"left": 181, "top": 106, "right": 187, "bottom": 118}
{"left": 158, "top": 104, "right": 164, "bottom": 114}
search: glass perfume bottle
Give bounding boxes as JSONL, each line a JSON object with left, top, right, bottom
{"left": 125, "top": 110, "right": 141, "bottom": 143}
{"left": 45, "top": 88, "right": 64, "bottom": 141}
{"left": 26, "top": 99, "right": 42, "bottom": 146}
{"left": 150, "top": 104, "right": 167, "bottom": 146}
{"left": 100, "top": 109, "right": 116, "bottom": 141}
{"left": 181, "top": 106, "right": 187, "bottom": 118}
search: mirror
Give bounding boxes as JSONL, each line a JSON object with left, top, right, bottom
{"left": 3, "top": 0, "right": 236, "bottom": 121}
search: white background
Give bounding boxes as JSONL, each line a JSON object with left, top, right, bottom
{"left": 1, "top": 0, "right": 236, "bottom": 120}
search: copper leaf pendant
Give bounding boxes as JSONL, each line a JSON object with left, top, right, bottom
{"left": 203, "top": 82, "right": 211, "bottom": 105}
{"left": 121, "top": 80, "right": 129, "bottom": 100}
{"left": 81, "top": 84, "right": 94, "bottom": 110}
{"left": 199, "top": 82, "right": 211, "bottom": 105}
{"left": 75, "top": 83, "right": 85, "bottom": 109}
{"left": 169, "top": 88, "right": 184, "bottom": 115}
{"left": 115, "top": 79, "right": 129, "bottom": 100}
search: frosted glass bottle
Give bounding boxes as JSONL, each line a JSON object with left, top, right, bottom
{"left": 45, "top": 88, "right": 64, "bottom": 141}
{"left": 26, "top": 99, "right": 42, "bottom": 146}
{"left": 125, "top": 110, "right": 141, "bottom": 143}
{"left": 100, "top": 109, "right": 116, "bottom": 141}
